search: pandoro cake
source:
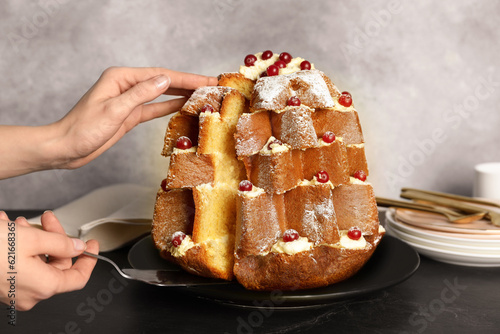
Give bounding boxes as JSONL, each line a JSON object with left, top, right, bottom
{"left": 152, "top": 50, "right": 384, "bottom": 290}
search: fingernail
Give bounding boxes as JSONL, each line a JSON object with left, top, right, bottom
{"left": 154, "top": 75, "right": 170, "bottom": 90}
{"left": 72, "top": 238, "right": 86, "bottom": 252}
{"left": 0, "top": 211, "right": 8, "bottom": 220}
{"left": 43, "top": 210, "right": 53, "bottom": 215}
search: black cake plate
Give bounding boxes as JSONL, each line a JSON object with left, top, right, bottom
{"left": 128, "top": 234, "right": 419, "bottom": 309}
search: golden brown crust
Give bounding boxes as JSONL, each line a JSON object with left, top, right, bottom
{"left": 332, "top": 183, "right": 379, "bottom": 235}
{"left": 166, "top": 152, "right": 215, "bottom": 188}
{"left": 250, "top": 77, "right": 290, "bottom": 113}
{"left": 180, "top": 86, "right": 233, "bottom": 116}
{"left": 235, "top": 191, "right": 284, "bottom": 258}
{"left": 152, "top": 188, "right": 195, "bottom": 252}
{"left": 246, "top": 149, "right": 303, "bottom": 194}
{"left": 270, "top": 106, "right": 318, "bottom": 150}
{"left": 235, "top": 183, "right": 340, "bottom": 259}
{"left": 301, "top": 140, "right": 349, "bottom": 186}
{"left": 320, "top": 71, "right": 342, "bottom": 99}
{"left": 313, "top": 109, "right": 364, "bottom": 145}
{"left": 238, "top": 139, "right": 350, "bottom": 193}
{"left": 234, "top": 232, "right": 384, "bottom": 291}
{"left": 234, "top": 111, "right": 273, "bottom": 157}
{"left": 161, "top": 113, "right": 199, "bottom": 157}
{"left": 218, "top": 72, "right": 255, "bottom": 100}
{"left": 346, "top": 144, "right": 369, "bottom": 177}
{"left": 160, "top": 245, "right": 233, "bottom": 280}
{"left": 284, "top": 184, "right": 339, "bottom": 245}
{"left": 250, "top": 70, "right": 336, "bottom": 113}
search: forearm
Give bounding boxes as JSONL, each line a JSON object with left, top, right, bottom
{"left": 0, "top": 124, "right": 64, "bottom": 179}
{"left": 0, "top": 68, "right": 217, "bottom": 180}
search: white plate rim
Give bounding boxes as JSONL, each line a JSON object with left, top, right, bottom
{"left": 385, "top": 209, "right": 500, "bottom": 245}
{"left": 385, "top": 222, "right": 500, "bottom": 254}
{"left": 395, "top": 237, "right": 500, "bottom": 266}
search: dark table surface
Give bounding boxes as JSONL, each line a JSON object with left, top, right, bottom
{"left": 2, "top": 210, "right": 500, "bottom": 334}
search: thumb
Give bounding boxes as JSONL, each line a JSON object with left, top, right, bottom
{"left": 117, "top": 74, "right": 171, "bottom": 109}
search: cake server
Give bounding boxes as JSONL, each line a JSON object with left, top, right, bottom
{"left": 83, "top": 251, "right": 230, "bottom": 286}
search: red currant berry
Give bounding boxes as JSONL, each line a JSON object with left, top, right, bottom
{"left": 176, "top": 136, "right": 193, "bottom": 150}
{"left": 239, "top": 180, "right": 253, "bottom": 192}
{"left": 260, "top": 71, "right": 268, "bottom": 78}
{"left": 267, "top": 139, "right": 283, "bottom": 150}
{"left": 338, "top": 91, "right": 352, "bottom": 107}
{"left": 347, "top": 227, "right": 362, "bottom": 240}
{"left": 283, "top": 229, "right": 299, "bottom": 242}
{"left": 316, "top": 171, "right": 330, "bottom": 183}
{"left": 287, "top": 96, "right": 301, "bottom": 106}
{"left": 262, "top": 50, "right": 273, "bottom": 60}
{"left": 322, "top": 131, "right": 336, "bottom": 143}
{"left": 201, "top": 104, "right": 215, "bottom": 113}
{"left": 171, "top": 231, "right": 186, "bottom": 247}
{"left": 266, "top": 65, "right": 279, "bottom": 76}
{"left": 244, "top": 54, "right": 257, "bottom": 67}
{"left": 160, "top": 178, "right": 168, "bottom": 192}
{"left": 279, "top": 52, "right": 292, "bottom": 64}
{"left": 274, "top": 60, "right": 286, "bottom": 69}
{"left": 353, "top": 170, "right": 367, "bottom": 182}
{"left": 300, "top": 60, "right": 311, "bottom": 70}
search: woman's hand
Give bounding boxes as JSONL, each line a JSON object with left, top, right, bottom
{"left": 0, "top": 211, "right": 98, "bottom": 311}
{"left": 0, "top": 67, "right": 217, "bottom": 178}
{"left": 53, "top": 67, "right": 217, "bottom": 169}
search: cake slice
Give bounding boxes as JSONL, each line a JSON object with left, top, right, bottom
{"left": 152, "top": 86, "right": 246, "bottom": 280}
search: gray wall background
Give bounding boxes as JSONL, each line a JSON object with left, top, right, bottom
{"left": 1, "top": 0, "right": 499, "bottom": 209}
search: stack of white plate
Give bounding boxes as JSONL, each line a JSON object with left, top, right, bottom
{"left": 385, "top": 208, "right": 500, "bottom": 267}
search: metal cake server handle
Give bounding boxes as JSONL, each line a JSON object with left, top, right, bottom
{"left": 83, "top": 251, "right": 230, "bottom": 287}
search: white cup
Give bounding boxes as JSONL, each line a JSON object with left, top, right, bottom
{"left": 473, "top": 162, "right": 500, "bottom": 199}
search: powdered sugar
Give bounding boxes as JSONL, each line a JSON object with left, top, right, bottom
{"left": 298, "top": 192, "right": 337, "bottom": 245}
{"left": 190, "top": 86, "right": 227, "bottom": 100}
{"left": 276, "top": 106, "right": 318, "bottom": 149}
{"left": 181, "top": 86, "right": 233, "bottom": 116}
{"left": 293, "top": 70, "right": 335, "bottom": 107}
{"left": 252, "top": 70, "right": 335, "bottom": 111}
{"left": 252, "top": 75, "right": 290, "bottom": 110}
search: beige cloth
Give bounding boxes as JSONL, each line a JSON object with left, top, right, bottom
{"left": 28, "top": 184, "right": 156, "bottom": 251}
